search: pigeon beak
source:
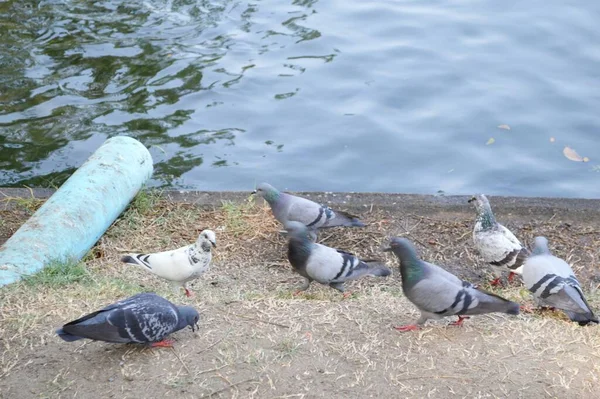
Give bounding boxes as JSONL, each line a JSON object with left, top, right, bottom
{"left": 251, "top": 190, "right": 257, "bottom": 195}
{"left": 467, "top": 197, "right": 476, "bottom": 203}
{"left": 211, "top": 241, "right": 217, "bottom": 249}
{"left": 382, "top": 247, "right": 392, "bottom": 252}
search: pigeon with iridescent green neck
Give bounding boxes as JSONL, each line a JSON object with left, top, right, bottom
{"left": 522, "top": 236, "right": 598, "bottom": 326}
{"left": 385, "top": 237, "right": 520, "bottom": 332}
{"left": 285, "top": 221, "right": 390, "bottom": 295}
{"left": 252, "top": 183, "right": 365, "bottom": 235}
{"left": 469, "top": 194, "right": 530, "bottom": 286}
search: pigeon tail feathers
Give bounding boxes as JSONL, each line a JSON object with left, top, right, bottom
{"left": 323, "top": 210, "right": 365, "bottom": 228}
{"left": 472, "top": 289, "right": 520, "bottom": 315}
{"left": 341, "top": 260, "right": 391, "bottom": 281}
{"left": 565, "top": 311, "right": 599, "bottom": 326}
{"left": 56, "top": 328, "right": 84, "bottom": 342}
{"left": 362, "top": 261, "right": 392, "bottom": 277}
{"left": 121, "top": 255, "right": 137, "bottom": 264}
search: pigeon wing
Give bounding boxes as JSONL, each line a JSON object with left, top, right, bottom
{"left": 408, "top": 274, "right": 470, "bottom": 315}
{"left": 61, "top": 304, "right": 131, "bottom": 343}
{"left": 286, "top": 196, "right": 330, "bottom": 228}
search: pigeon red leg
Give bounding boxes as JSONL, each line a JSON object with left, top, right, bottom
{"left": 394, "top": 324, "right": 420, "bottom": 332}
{"left": 519, "top": 305, "right": 535, "bottom": 313}
{"left": 508, "top": 272, "right": 517, "bottom": 283}
{"left": 150, "top": 339, "right": 175, "bottom": 348}
{"left": 489, "top": 277, "right": 502, "bottom": 286}
{"left": 449, "top": 316, "right": 470, "bottom": 327}
{"left": 184, "top": 288, "right": 194, "bottom": 297}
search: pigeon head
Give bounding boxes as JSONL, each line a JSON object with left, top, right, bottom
{"left": 531, "top": 236, "right": 551, "bottom": 256}
{"left": 197, "top": 229, "right": 217, "bottom": 249}
{"left": 384, "top": 237, "right": 423, "bottom": 283}
{"left": 468, "top": 194, "right": 496, "bottom": 228}
{"left": 384, "top": 237, "right": 420, "bottom": 263}
{"left": 252, "top": 182, "right": 281, "bottom": 204}
{"left": 177, "top": 306, "right": 200, "bottom": 332}
{"left": 284, "top": 221, "right": 313, "bottom": 241}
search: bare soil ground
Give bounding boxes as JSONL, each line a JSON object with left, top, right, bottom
{"left": 1, "top": 192, "right": 600, "bottom": 398}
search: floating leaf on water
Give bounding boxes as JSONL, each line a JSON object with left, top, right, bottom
{"left": 563, "top": 146, "right": 586, "bottom": 162}
{"left": 550, "top": 137, "right": 556, "bottom": 143}
{"left": 497, "top": 124, "right": 511, "bottom": 130}
{"left": 486, "top": 138, "right": 495, "bottom": 145}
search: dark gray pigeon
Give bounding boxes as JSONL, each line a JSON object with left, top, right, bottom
{"left": 385, "top": 237, "right": 520, "bottom": 331}
{"left": 469, "top": 194, "right": 530, "bottom": 286}
{"left": 253, "top": 183, "right": 365, "bottom": 235}
{"left": 522, "top": 236, "right": 598, "bottom": 326}
{"left": 56, "top": 293, "right": 199, "bottom": 347}
{"left": 285, "top": 221, "right": 390, "bottom": 295}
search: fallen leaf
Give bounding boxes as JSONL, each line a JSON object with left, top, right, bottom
{"left": 563, "top": 146, "right": 587, "bottom": 162}
{"left": 550, "top": 137, "right": 555, "bottom": 143}
{"left": 498, "top": 124, "right": 511, "bottom": 130}
{"left": 486, "top": 138, "right": 495, "bottom": 145}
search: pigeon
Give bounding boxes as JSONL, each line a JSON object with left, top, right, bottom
{"left": 469, "top": 194, "right": 530, "bottom": 286}
{"left": 252, "top": 183, "right": 364, "bottom": 237}
{"left": 56, "top": 293, "right": 199, "bottom": 347}
{"left": 522, "top": 236, "right": 598, "bottom": 326}
{"left": 285, "top": 221, "right": 390, "bottom": 295}
{"left": 121, "top": 230, "right": 216, "bottom": 297}
{"left": 385, "top": 237, "right": 520, "bottom": 331}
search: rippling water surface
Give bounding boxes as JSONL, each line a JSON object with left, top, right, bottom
{"left": 1, "top": 0, "right": 600, "bottom": 197}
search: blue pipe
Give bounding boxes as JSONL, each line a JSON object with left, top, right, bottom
{"left": 0, "top": 136, "right": 153, "bottom": 286}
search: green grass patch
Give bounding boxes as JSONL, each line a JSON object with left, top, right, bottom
{"left": 22, "top": 259, "right": 90, "bottom": 288}
{"left": 1, "top": 196, "right": 45, "bottom": 214}
{"left": 221, "top": 197, "right": 256, "bottom": 233}
{"left": 130, "top": 188, "right": 162, "bottom": 215}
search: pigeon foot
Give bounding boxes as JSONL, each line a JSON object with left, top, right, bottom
{"left": 394, "top": 324, "right": 420, "bottom": 332}
{"left": 184, "top": 288, "right": 194, "bottom": 298}
{"left": 449, "top": 316, "right": 470, "bottom": 327}
{"left": 508, "top": 272, "right": 518, "bottom": 283}
{"left": 151, "top": 339, "right": 175, "bottom": 348}
{"left": 489, "top": 277, "right": 502, "bottom": 287}
{"left": 519, "top": 305, "right": 535, "bottom": 313}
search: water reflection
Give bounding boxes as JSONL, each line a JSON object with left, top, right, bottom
{"left": 0, "top": 0, "right": 279, "bottom": 187}
{"left": 1, "top": 0, "right": 600, "bottom": 197}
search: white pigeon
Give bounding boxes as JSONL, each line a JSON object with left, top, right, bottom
{"left": 121, "top": 230, "right": 216, "bottom": 297}
{"left": 469, "top": 194, "right": 530, "bottom": 286}
{"left": 522, "top": 236, "right": 598, "bottom": 326}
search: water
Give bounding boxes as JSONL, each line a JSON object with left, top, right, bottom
{"left": 1, "top": 0, "right": 600, "bottom": 198}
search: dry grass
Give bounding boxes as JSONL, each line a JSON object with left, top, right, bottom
{"left": 1, "top": 193, "right": 600, "bottom": 398}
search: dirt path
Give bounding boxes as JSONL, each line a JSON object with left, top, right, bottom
{"left": 1, "top": 193, "right": 599, "bottom": 398}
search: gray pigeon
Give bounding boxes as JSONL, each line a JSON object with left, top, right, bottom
{"left": 253, "top": 183, "right": 365, "bottom": 236}
{"left": 56, "top": 293, "right": 199, "bottom": 347}
{"left": 285, "top": 221, "right": 390, "bottom": 295}
{"left": 522, "top": 236, "right": 598, "bottom": 326}
{"left": 385, "top": 237, "right": 520, "bottom": 331}
{"left": 469, "top": 194, "right": 530, "bottom": 286}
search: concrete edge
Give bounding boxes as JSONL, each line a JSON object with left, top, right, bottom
{"left": 1, "top": 187, "right": 599, "bottom": 214}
